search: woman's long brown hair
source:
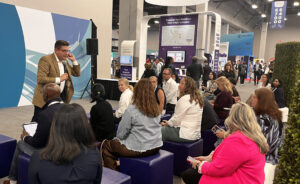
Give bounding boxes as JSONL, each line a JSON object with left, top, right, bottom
{"left": 132, "top": 79, "right": 160, "bottom": 117}
{"left": 179, "top": 76, "right": 204, "bottom": 108}
{"left": 254, "top": 88, "right": 282, "bottom": 122}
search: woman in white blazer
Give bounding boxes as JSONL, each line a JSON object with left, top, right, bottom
{"left": 161, "top": 76, "right": 204, "bottom": 142}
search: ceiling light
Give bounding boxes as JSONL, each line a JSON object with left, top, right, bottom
{"left": 284, "top": 18, "right": 287, "bottom": 21}
{"left": 298, "top": 12, "right": 300, "bottom": 16}
{"left": 117, "top": 22, "right": 119, "bottom": 25}
{"left": 252, "top": 4, "right": 258, "bottom": 9}
{"left": 294, "top": 2, "right": 300, "bottom": 6}
{"left": 147, "top": 25, "right": 151, "bottom": 28}
{"left": 154, "top": 20, "right": 159, "bottom": 24}
{"left": 145, "top": 0, "right": 209, "bottom": 6}
{"left": 268, "top": 0, "right": 274, "bottom": 2}
{"left": 261, "top": 14, "right": 266, "bottom": 18}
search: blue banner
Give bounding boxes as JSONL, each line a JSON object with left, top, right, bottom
{"left": 270, "top": 1, "right": 287, "bottom": 29}
{"left": 221, "top": 32, "right": 254, "bottom": 56}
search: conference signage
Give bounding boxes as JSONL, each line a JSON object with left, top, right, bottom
{"left": 221, "top": 32, "right": 254, "bottom": 56}
{"left": 159, "top": 14, "right": 198, "bottom": 68}
{"left": 270, "top": 1, "right": 287, "bottom": 29}
{"left": 120, "top": 65, "right": 132, "bottom": 80}
{"left": 213, "top": 14, "right": 221, "bottom": 73}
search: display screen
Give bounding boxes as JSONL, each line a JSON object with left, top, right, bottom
{"left": 120, "top": 55, "right": 132, "bottom": 65}
{"left": 167, "top": 51, "right": 185, "bottom": 63}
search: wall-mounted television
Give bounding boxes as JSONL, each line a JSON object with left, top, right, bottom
{"left": 167, "top": 51, "right": 185, "bottom": 63}
{"left": 120, "top": 55, "right": 132, "bottom": 65}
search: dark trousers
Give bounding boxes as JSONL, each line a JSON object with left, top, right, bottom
{"left": 254, "top": 72, "right": 261, "bottom": 85}
{"left": 240, "top": 74, "right": 245, "bottom": 84}
{"left": 181, "top": 167, "right": 202, "bottom": 184}
{"left": 101, "top": 139, "right": 160, "bottom": 170}
{"left": 166, "top": 103, "right": 175, "bottom": 113}
{"left": 32, "top": 106, "right": 43, "bottom": 122}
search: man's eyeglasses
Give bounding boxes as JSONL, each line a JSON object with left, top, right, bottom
{"left": 60, "top": 49, "right": 70, "bottom": 53}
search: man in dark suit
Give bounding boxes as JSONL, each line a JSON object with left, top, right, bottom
{"left": 5, "top": 83, "right": 63, "bottom": 184}
{"left": 202, "top": 60, "right": 212, "bottom": 87}
{"left": 253, "top": 60, "right": 263, "bottom": 85}
{"left": 186, "top": 56, "right": 203, "bottom": 88}
{"left": 32, "top": 40, "right": 80, "bottom": 121}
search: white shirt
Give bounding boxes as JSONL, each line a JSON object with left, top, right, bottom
{"left": 162, "top": 78, "right": 178, "bottom": 105}
{"left": 54, "top": 53, "right": 78, "bottom": 92}
{"left": 115, "top": 88, "right": 133, "bottom": 118}
{"left": 156, "top": 62, "right": 164, "bottom": 76}
{"left": 258, "top": 83, "right": 271, "bottom": 89}
{"left": 167, "top": 94, "right": 203, "bottom": 140}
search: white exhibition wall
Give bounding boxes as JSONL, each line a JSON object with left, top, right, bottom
{"left": 0, "top": 0, "right": 113, "bottom": 79}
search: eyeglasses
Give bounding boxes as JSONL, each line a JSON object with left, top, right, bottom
{"left": 59, "top": 49, "right": 70, "bottom": 53}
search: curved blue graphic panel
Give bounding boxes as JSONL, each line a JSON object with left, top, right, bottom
{"left": 0, "top": 3, "right": 26, "bottom": 108}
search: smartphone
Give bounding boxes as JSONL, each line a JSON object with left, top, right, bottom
{"left": 211, "top": 125, "right": 221, "bottom": 134}
{"left": 187, "top": 156, "right": 196, "bottom": 163}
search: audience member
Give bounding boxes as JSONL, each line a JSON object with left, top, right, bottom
{"left": 202, "top": 72, "right": 217, "bottom": 100}
{"left": 271, "top": 78, "right": 286, "bottom": 108}
{"left": 258, "top": 74, "right": 271, "bottom": 89}
{"left": 186, "top": 56, "right": 203, "bottom": 88}
{"left": 238, "top": 61, "right": 247, "bottom": 85}
{"left": 28, "top": 104, "right": 101, "bottom": 184}
{"left": 141, "top": 62, "right": 156, "bottom": 78}
{"left": 90, "top": 83, "right": 115, "bottom": 142}
{"left": 181, "top": 103, "right": 269, "bottom": 184}
{"left": 162, "top": 68, "right": 178, "bottom": 112}
{"left": 223, "top": 62, "right": 235, "bottom": 79}
{"left": 101, "top": 79, "right": 162, "bottom": 170}
{"left": 161, "top": 76, "right": 204, "bottom": 142}
{"left": 228, "top": 77, "right": 241, "bottom": 103}
{"left": 202, "top": 60, "right": 212, "bottom": 87}
{"left": 4, "top": 83, "right": 63, "bottom": 184}
{"left": 251, "top": 88, "right": 283, "bottom": 184}
{"left": 158, "top": 56, "right": 179, "bottom": 85}
{"left": 114, "top": 78, "right": 133, "bottom": 122}
{"left": 149, "top": 76, "right": 166, "bottom": 114}
{"left": 156, "top": 58, "right": 164, "bottom": 76}
{"left": 213, "top": 76, "right": 233, "bottom": 120}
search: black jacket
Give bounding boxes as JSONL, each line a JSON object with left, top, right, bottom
{"left": 90, "top": 100, "right": 115, "bottom": 141}
{"left": 24, "top": 98, "right": 63, "bottom": 148}
{"left": 201, "top": 100, "right": 219, "bottom": 131}
{"left": 29, "top": 148, "right": 102, "bottom": 184}
{"left": 202, "top": 65, "right": 212, "bottom": 81}
{"left": 224, "top": 70, "right": 235, "bottom": 79}
{"left": 142, "top": 69, "right": 156, "bottom": 78}
{"left": 272, "top": 87, "right": 286, "bottom": 108}
{"left": 187, "top": 62, "right": 203, "bottom": 81}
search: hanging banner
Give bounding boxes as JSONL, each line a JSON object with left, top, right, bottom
{"left": 213, "top": 13, "right": 221, "bottom": 73}
{"left": 270, "top": 1, "right": 287, "bottom": 29}
{"left": 221, "top": 32, "right": 254, "bottom": 56}
{"left": 219, "top": 42, "right": 229, "bottom": 67}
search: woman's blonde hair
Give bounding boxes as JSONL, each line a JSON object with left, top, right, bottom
{"left": 215, "top": 76, "right": 233, "bottom": 95}
{"left": 118, "top": 78, "right": 134, "bottom": 91}
{"left": 225, "top": 102, "right": 269, "bottom": 154}
{"left": 144, "top": 62, "right": 152, "bottom": 69}
{"left": 179, "top": 76, "right": 204, "bottom": 108}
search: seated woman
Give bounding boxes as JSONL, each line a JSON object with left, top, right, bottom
{"left": 149, "top": 76, "right": 166, "bottom": 114}
{"left": 202, "top": 72, "right": 217, "bottom": 100}
{"left": 90, "top": 83, "right": 115, "bottom": 142}
{"left": 114, "top": 78, "right": 133, "bottom": 122}
{"left": 181, "top": 103, "right": 269, "bottom": 184}
{"left": 29, "top": 104, "right": 102, "bottom": 184}
{"left": 251, "top": 88, "right": 283, "bottom": 184}
{"left": 101, "top": 79, "right": 162, "bottom": 170}
{"left": 161, "top": 76, "right": 204, "bottom": 143}
{"left": 271, "top": 78, "right": 286, "bottom": 108}
{"left": 213, "top": 76, "right": 233, "bottom": 120}
{"left": 228, "top": 77, "right": 241, "bottom": 103}
{"left": 258, "top": 74, "right": 271, "bottom": 89}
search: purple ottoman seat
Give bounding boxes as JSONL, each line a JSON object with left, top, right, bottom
{"left": 102, "top": 167, "right": 131, "bottom": 184}
{"left": 0, "top": 134, "right": 17, "bottom": 178}
{"left": 161, "top": 139, "right": 203, "bottom": 176}
{"left": 18, "top": 154, "right": 30, "bottom": 184}
{"left": 120, "top": 150, "right": 173, "bottom": 184}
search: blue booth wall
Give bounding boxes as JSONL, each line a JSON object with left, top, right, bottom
{"left": 0, "top": 2, "right": 91, "bottom": 108}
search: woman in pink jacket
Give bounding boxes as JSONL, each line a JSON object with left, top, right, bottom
{"left": 193, "top": 102, "right": 269, "bottom": 184}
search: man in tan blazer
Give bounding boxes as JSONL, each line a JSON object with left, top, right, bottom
{"left": 32, "top": 40, "right": 80, "bottom": 120}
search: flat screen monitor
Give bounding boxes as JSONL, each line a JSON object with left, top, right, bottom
{"left": 167, "top": 51, "right": 185, "bottom": 63}
{"left": 120, "top": 55, "right": 132, "bottom": 65}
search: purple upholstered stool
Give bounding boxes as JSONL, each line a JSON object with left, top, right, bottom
{"left": 18, "top": 154, "right": 30, "bottom": 184}
{"left": 102, "top": 167, "right": 131, "bottom": 184}
{"left": 161, "top": 139, "right": 203, "bottom": 176}
{"left": 201, "top": 130, "right": 218, "bottom": 156}
{"left": 0, "top": 134, "right": 17, "bottom": 178}
{"left": 120, "top": 150, "right": 173, "bottom": 184}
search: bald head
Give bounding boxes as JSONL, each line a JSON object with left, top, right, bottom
{"left": 43, "top": 83, "right": 61, "bottom": 102}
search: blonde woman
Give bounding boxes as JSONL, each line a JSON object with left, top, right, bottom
{"left": 213, "top": 76, "right": 233, "bottom": 120}
{"left": 184, "top": 103, "right": 269, "bottom": 184}
{"left": 114, "top": 78, "right": 133, "bottom": 121}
